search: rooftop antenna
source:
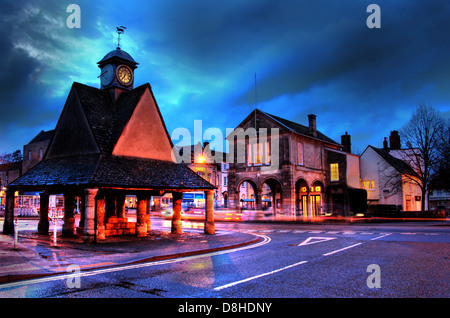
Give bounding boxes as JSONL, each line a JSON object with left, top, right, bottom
{"left": 254, "top": 72, "right": 257, "bottom": 135}
{"left": 116, "top": 26, "right": 126, "bottom": 49}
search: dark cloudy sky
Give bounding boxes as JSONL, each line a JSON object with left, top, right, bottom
{"left": 1, "top": 0, "right": 450, "bottom": 155}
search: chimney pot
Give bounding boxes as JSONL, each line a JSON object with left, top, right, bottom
{"left": 308, "top": 114, "right": 317, "bottom": 137}
{"left": 383, "top": 137, "right": 389, "bottom": 151}
{"left": 341, "top": 132, "right": 351, "bottom": 153}
{"left": 389, "top": 130, "right": 401, "bottom": 150}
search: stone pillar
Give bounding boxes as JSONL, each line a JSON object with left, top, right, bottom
{"left": 96, "top": 195, "right": 106, "bottom": 240}
{"left": 135, "top": 194, "right": 148, "bottom": 237}
{"left": 38, "top": 191, "right": 50, "bottom": 235}
{"left": 204, "top": 190, "right": 215, "bottom": 235}
{"left": 77, "top": 194, "right": 85, "bottom": 234}
{"left": 2, "top": 189, "right": 15, "bottom": 235}
{"left": 83, "top": 188, "right": 98, "bottom": 243}
{"left": 171, "top": 192, "right": 183, "bottom": 234}
{"left": 62, "top": 193, "right": 75, "bottom": 236}
{"left": 145, "top": 197, "right": 151, "bottom": 232}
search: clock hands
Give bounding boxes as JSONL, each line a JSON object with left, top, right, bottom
{"left": 98, "top": 70, "right": 108, "bottom": 78}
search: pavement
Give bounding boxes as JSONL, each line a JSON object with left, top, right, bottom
{"left": 0, "top": 227, "right": 259, "bottom": 285}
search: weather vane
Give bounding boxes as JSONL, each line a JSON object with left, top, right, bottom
{"left": 116, "top": 26, "right": 126, "bottom": 49}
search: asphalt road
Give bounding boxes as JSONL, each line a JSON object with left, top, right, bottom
{"left": 0, "top": 219, "right": 449, "bottom": 302}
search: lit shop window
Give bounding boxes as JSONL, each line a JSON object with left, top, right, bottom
{"left": 330, "top": 163, "right": 339, "bottom": 181}
{"left": 362, "top": 180, "right": 375, "bottom": 190}
{"left": 247, "top": 142, "right": 270, "bottom": 166}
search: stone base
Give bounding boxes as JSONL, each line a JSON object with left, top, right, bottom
{"left": 105, "top": 216, "right": 136, "bottom": 236}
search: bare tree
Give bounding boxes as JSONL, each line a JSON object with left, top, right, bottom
{"left": 434, "top": 118, "right": 450, "bottom": 191}
{"left": 398, "top": 103, "right": 446, "bottom": 211}
{"left": 0, "top": 150, "right": 22, "bottom": 164}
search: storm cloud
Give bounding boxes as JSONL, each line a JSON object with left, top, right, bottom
{"left": 1, "top": 0, "right": 449, "bottom": 155}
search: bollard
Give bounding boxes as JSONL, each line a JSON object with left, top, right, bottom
{"left": 53, "top": 218, "right": 58, "bottom": 247}
{"left": 13, "top": 218, "right": 18, "bottom": 250}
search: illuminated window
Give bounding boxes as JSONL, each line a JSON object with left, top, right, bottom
{"left": 362, "top": 180, "right": 375, "bottom": 190}
{"left": 330, "top": 163, "right": 339, "bottom": 181}
{"left": 247, "top": 142, "right": 270, "bottom": 166}
{"left": 297, "top": 142, "right": 304, "bottom": 165}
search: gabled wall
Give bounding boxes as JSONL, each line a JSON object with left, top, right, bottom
{"left": 112, "top": 88, "right": 174, "bottom": 161}
{"left": 46, "top": 89, "right": 100, "bottom": 159}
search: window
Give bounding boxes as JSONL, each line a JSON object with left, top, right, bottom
{"left": 297, "top": 142, "right": 304, "bottom": 165}
{"left": 247, "top": 142, "right": 270, "bottom": 166}
{"left": 330, "top": 163, "right": 339, "bottom": 181}
{"left": 362, "top": 180, "right": 375, "bottom": 190}
{"left": 39, "top": 149, "right": 43, "bottom": 159}
{"left": 198, "top": 171, "right": 205, "bottom": 178}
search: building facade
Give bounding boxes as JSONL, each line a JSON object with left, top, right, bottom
{"left": 360, "top": 135, "right": 425, "bottom": 212}
{"left": 226, "top": 109, "right": 365, "bottom": 218}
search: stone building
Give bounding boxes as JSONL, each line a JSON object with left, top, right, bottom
{"left": 22, "top": 130, "right": 54, "bottom": 173}
{"left": 226, "top": 109, "right": 364, "bottom": 218}
{"left": 3, "top": 46, "right": 216, "bottom": 241}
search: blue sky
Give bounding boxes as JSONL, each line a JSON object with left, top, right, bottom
{"left": 1, "top": 0, "right": 450, "bottom": 155}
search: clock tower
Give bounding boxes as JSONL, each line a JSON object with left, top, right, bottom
{"left": 97, "top": 27, "right": 138, "bottom": 102}
{"left": 97, "top": 47, "right": 138, "bottom": 102}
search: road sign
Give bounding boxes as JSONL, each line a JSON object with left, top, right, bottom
{"left": 297, "top": 236, "right": 336, "bottom": 246}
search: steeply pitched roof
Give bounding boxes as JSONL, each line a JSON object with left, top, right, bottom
{"left": 10, "top": 82, "right": 212, "bottom": 191}
{"left": 229, "top": 109, "right": 340, "bottom": 146}
{"left": 73, "top": 82, "right": 151, "bottom": 154}
{"left": 97, "top": 48, "right": 138, "bottom": 66}
{"left": 27, "top": 130, "right": 54, "bottom": 144}
{"left": 9, "top": 154, "right": 215, "bottom": 190}
{"left": 262, "top": 111, "right": 340, "bottom": 145}
{"left": 369, "top": 146, "right": 418, "bottom": 177}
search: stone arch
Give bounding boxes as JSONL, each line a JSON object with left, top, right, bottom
{"left": 237, "top": 178, "right": 259, "bottom": 210}
{"left": 260, "top": 177, "right": 283, "bottom": 215}
{"left": 295, "top": 178, "right": 309, "bottom": 217}
{"left": 310, "top": 180, "right": 325, "bottom": 217}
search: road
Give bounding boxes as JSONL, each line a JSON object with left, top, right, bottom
{"left": 0, "top": 218, "right": 449, "bottom": 301}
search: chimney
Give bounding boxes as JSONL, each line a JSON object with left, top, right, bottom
{"left": 308, "top": 114, "right": 317, "bottom": 137}
{"left": 383, "top": 137, "right": 389, "bottom": 151}
{"left": 389, "top": 130, "right": 401, "bottom": 150}
{"left": 341, "top": 132, "right": 351, "bottom": 153}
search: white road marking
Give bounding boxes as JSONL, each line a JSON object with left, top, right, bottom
{"left": 370, "top": 233, "right": 392, "bottom": 240}
{"left": 297, "top": 237, "right": 336, "bottom": 246}
{"left": 214, "top": 260, "right": 308, "bottom": 291}
{"left": 322, "top": 243, "right": 363, "bottom": 256}
{"left": 0, "top": 234, "right": 271, "bottom": 290}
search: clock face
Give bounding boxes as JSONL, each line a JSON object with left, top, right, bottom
{"left": 116, "top": 65, "right": 133, "bottom": 85}
{"left": 100, "top": 64, "right": 114, "bottom": 86}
